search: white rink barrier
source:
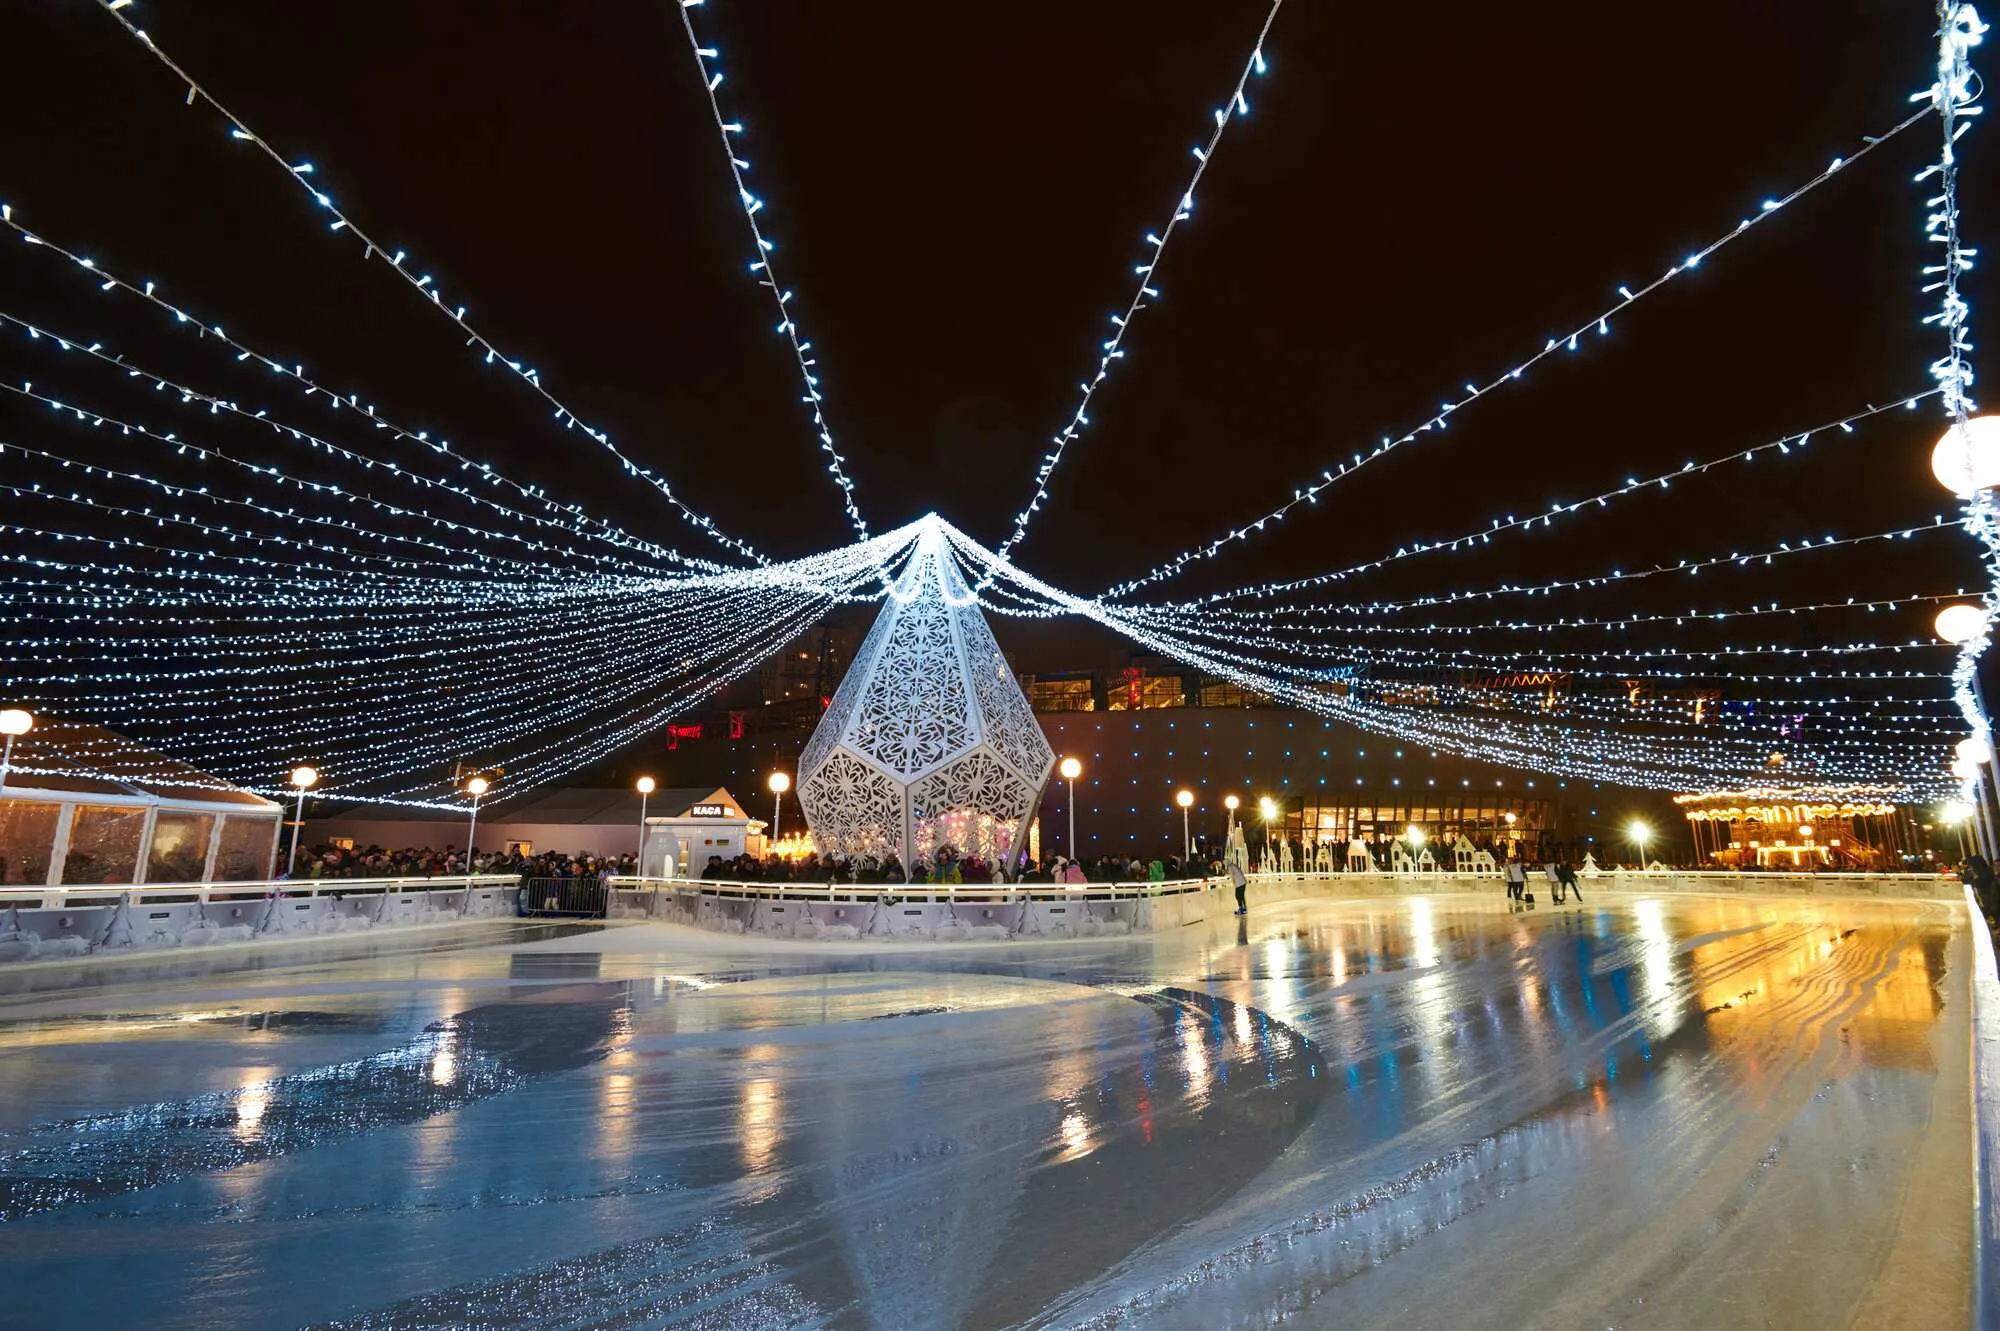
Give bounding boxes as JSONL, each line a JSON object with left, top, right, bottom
{"left": 605, "top": 876, "right": 1219, "bottom": 941}
{"left": 1240, "top": 867, "right": 1959, "bottom": 905}
{"left": 605, "top": 867, "right": 1962, "bottom": 943}
{"left": 0, "top": 875, "right": 521, "bottom": 963}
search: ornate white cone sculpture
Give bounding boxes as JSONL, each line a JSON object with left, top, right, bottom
{"left": 796, "top": 517, "right": 1057, "bottom": 880}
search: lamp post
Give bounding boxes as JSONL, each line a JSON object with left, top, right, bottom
{"left": 636, "top": 775, "right": 655, "bottom": 871}
{"left": 1937, "top": 603, "right": 2000, "bottom": 859}
{"left": 1059, "top": 756, "right": 1082, "bottom": 858}
{"left": 1258, "top": 796, "right": 1278, "bottom": 872}
{"left": 767, "top": 770, "right": 791, "bottom": 854}
{"left": 1629, "top": 819, "right": 1651, "bottom": 870}
{"left": 1176, "top": 789, "right": 1194, "bottom": 862}
{"left": 463, "top": 774, "right": 489, "bottom": 871}
{"left": 286, "top": 765, "right": 318, "bottom": 878}
{"left": 0, "top": 708, "right": 34, "bottom": 794}
{"left": 1224, "top": 793, "right": 1239, "bottom": 842}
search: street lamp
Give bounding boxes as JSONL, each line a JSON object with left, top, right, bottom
{"left": 1930, "top": 415, "right": 2000, "bottom": 496}
{"left": 1059, "top": 756, "right": 1082, "bottom": 858}
{"left": 463, "top": 774, "right": 490, "bottom": 871}
{"left": 1937, "top": 603, "right": 1989, "bottom": 645}
{"left": 767, "top": 770, "right": 791, "bottom": 851}
{"left": 636, "top": 775, "right": 656, "bottom": 871}
{"left": 286, "top": 764, "right": 318, "bottom": 879}
{"left": 1176, "top": 789, "right": 1194, "bottom": 861}
{"left": 1259, "top": 796, "right": 1278, "bottom": 869}
{"left": 0, "top": 707, "right": 33, "bottom": 793}
{"left": 1629, "top": 819, "right": 1651, "bottom": 868}
{"left": 1224, "top": 793, "right": 1240, "bottom": 841}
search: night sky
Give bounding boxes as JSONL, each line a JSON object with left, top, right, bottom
{"left": 1, "top": 0, "right": 1986, "bottom": 631}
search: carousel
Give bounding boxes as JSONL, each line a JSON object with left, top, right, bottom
{"left": 1674, "top": 789, "right": 1910, "bottom": 870}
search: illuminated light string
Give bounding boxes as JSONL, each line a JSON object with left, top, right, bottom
{"left": 1921, "top": 1, "right": 1996, "bottom": 794}
{"left": 939, "top": 517, "right": 1954, "bottom": 796}
{"left": 1116, "top": 518, "right": 1959, "bottom": 625}
{"left": 0, "top": 479, "right": 532, "bottom": 577}
{"left": 1, "top": 387, "right": 656, "bottom": 580}
{"left": 18, "top": 591, "right": 817, "bottom": 809}
{"left": 1098, "top": 103, "right": 1942, "bottom": 602}
{"left": 1191, "top": 393, "right": 1935, "bottom": 607}
{"left": 37, "top": 588, "right": 817, "bottom": 780}
{"left": 0, "top": 311, "right": 691, "bottom": 574}
{"left": 958, "top": 545, "right": 1956, "bottom": 795}
{"left": 21, "top": 524, "right": 901, "bottom": 796}
{"left": 0, "top": 215, "right": 722, "bottom": 572}
{"left": 675, "top": 0, "right": 871, "bottom": 544}
{"left": 10, "top": 565, "right": 791, "bottom": 691}
{"left": 12, "top": 544, "right": 891, "bottom": 802}
{"left": 1193, "top": 590, "right": 1975, "bottom": 638}
{"left": 4, "top": 523, "right": 922, "bottom": 788}
{"left": 77, "top": 4, "right": 770, "bottom": 565}
{"left": 985, "top": 0, "right": 1284, "bottom": 576}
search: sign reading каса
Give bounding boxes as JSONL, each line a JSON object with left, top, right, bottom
{"left": 689, "top": 803, "right": 730, "bottom": 817}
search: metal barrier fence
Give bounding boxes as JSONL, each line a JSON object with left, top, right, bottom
{"left": 519, "top": 876, "right": 611, "bottom": 917}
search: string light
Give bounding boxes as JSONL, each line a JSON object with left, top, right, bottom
{"left": 987, "top": 0, "right": 1284, "bottom": 574}
{"left": 940, "top": 518, "right": 1954, "bottom": 798}
{"left": 1920, "top": 1, "right": 1994, "bottom": 802}
{"left": 675, "top": 0, "right": 871, "bottom": 543}
{"left": 82, "top": 1, "right": 770, "bottom": 564}
{"left": 1184, "top": 394, "right": 1933, "bottom": 607}
{"left": 0, "top": 310, "right": 691, "bottom": 573}
{"left": 0, "top": 218, "right": 717, "bottom": 570}
{"left": 1099, "top": 103, "right": 1941, "bottom": 600}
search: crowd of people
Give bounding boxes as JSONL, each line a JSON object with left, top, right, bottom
{"left": 287, "top": 842, "right": 636, "bottom": 882}
{"left": 695, "top": 848, "right": 1225, "bottom": 885}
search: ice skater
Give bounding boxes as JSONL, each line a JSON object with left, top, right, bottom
{"left": 1557, "top": 859, "right": 1581, "bottom": 904}
{"left": 1504, "top": 854, "right": 1527, "bottom": 903}
{"left": 1544, "top": 859, "right": 1564, "bottom": 904}
{"left": 1226, "top": 823, "right": 1250, "bottom": 915}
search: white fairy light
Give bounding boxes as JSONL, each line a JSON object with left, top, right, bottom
{"left": 84, "top": 0, "right": 770, "bottom": 565}
{"left": 675, "top": 1, "right": 872, "bottom": 544}
{"left": 1100, "top": 103, "right": 1942, "bottom": 601}
{"left": 987, "top": 0, "right": 1285, "bottom": 575}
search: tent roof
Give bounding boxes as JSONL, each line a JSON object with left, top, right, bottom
{"left": 1, "top": 719, "right": 279, "bottom": 810}
{"left": 316, "top": 786, "right": 746, "bottom": 825}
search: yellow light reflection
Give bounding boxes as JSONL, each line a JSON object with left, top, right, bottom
{"left": 234, "top": 1070, "right": 276, "bottom": 1142}
{"left": 740, "top": 1068, "right": 782, "bottom": 1174}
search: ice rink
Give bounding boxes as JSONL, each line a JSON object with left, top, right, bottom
{"left": 0, "top": 890, "right": 1975, "bottom": 1329}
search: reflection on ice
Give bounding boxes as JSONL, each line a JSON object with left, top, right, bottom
{"left": 0, "top": 894, "right": 1972, "bottom": 1330}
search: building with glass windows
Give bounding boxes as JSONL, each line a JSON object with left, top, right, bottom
{"left": 0, "top": 718, "right": 282, "bottom": 886}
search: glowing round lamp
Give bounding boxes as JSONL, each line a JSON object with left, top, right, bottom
{"left": 1936, "top": 603, "right": 1989, "bottom": 645}
{"left": 1503, "top": 811, "right": 1518, "bottom": 826}
{"left": 1176, "top": 789, "right": 1194, "bottom": 809}
{"left": 464, "top": 775, "right": 490, "bottom": 798}
{"left": 1059, "top": 757, "right": 1082, "bottom": 781}
{"left": 1942, "top": 799, "right": 1978, "bottom": 824}
{"left": 1406, "top": 825, "right": 1426, "bottom": 846}
{"left": 1958, "top": 737, "right": 1994, "bottom": 767}
{"left": 767, "top": 771, "right": 791, "bottom": 795}
{"left": 0, "top": 709, "right": 33, "bottom": 738}
{"left": 1930, "top": 416, "right": 2000, "bottom": 496}
{"left": 1629, "top": 820, "right": 1651, "bottom": 844}
{"left": 636, "top": 775, "right": 656, "bottom": 795}
{"left": 1258, "top": 796, "right": 1278, "bottom": 821}
{"left": 289, "top": 765, "right": 318, "bottom": 791}
{"left": 1224, "top": 794, "right": 1240, "bottom": 812}
{"left": 1953, "top": 757, "right": 1979, "bottom": 782}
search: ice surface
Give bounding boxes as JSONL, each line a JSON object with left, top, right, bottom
{"left": 0, "top": 895, "right": 1973, "bottom": 1328}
